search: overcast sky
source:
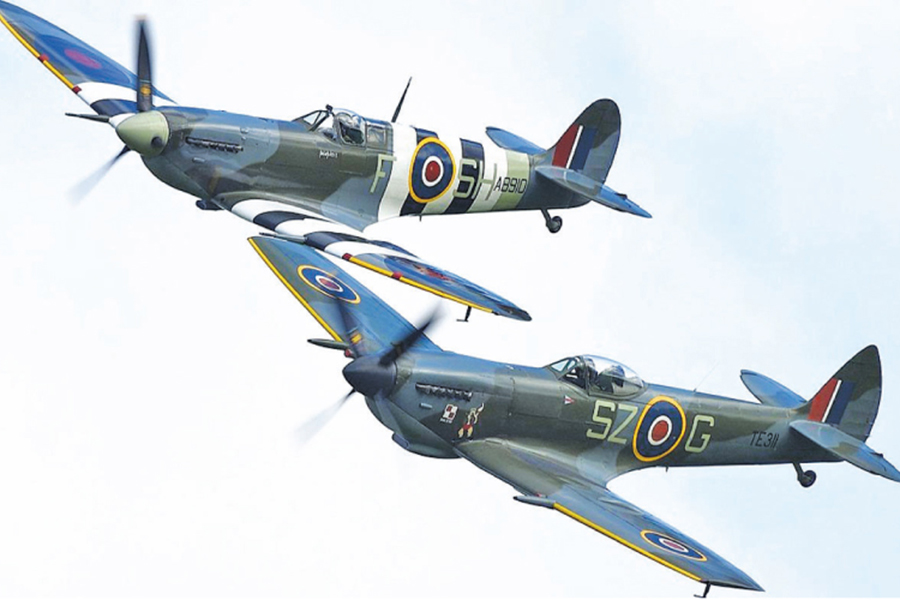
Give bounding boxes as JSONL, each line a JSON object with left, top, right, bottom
{"left": 1, "top": 0, "right": 899, "bottom": 597}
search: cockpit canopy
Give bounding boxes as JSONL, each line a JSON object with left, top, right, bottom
{"left": 547, "top": 355, "right": 644, "bottom": 398}
{"left": 294, "top": 106, "right": 389, "bottom": 149}
{"left": 334, "top": 110, "right": 365, "bottom": 144}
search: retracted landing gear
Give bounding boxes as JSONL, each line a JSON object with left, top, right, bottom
{"left": 793, "top": 462, "right": 817, "bottom": 488}
{"left": 694, "top": 582, "right": 711, "bottom": 598}
{"left": 541, "top": 209, "right": 562, "bottom": 234}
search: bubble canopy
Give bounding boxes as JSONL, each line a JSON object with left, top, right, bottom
{"left": 547, "top": 355, "right": 645, "bottom": 397}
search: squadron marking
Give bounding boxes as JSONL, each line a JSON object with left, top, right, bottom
{"left": 641, "top": 531, "right": 707, "bottom": 562}
{"left": 409, "top": 137, "right": 456, "bottom": 203}
{"left": 297, "top": 265, "right": 360, "bottom": 303}
{"left": 633, "top": 396, "right": 686, "bottom": 462}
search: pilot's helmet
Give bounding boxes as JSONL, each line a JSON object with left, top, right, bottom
{"left": 335, "top": 111, "right": 364, "bottom": 143}
{"left": 602, "top": 364, "right": 626, "bottom": 387}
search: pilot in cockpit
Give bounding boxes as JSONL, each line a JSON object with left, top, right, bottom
{"left": 592, "top": 363, "right": 626, "bottom": 393}
{"left": 335, "top": 111, "right": 365, "bottom": 145}
{"left": 295, "top": 107, "right": 368, "bottom": 146}
{"left": 563, "top": 364, "right": 587, "bottom": 388}
{"left": 550, "top": 355, "right": 644, "bottom": 398}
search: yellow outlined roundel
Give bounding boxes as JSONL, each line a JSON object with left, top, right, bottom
{"left": 640, "top": 530, "right": 708, "bottom": 562}
{"left": 632, "top": 395, "right": 687, "bottom": 462}
{"left": 297, "top": 265, "right": 361, "bottom": 304}
{"left": 408, "top": 137, "right": 456, "bottom": 204}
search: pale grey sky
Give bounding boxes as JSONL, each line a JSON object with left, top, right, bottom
{"left": 0, "top": 0, "right": 898, "bottom": 596}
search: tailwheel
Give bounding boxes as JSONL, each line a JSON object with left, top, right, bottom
{"left": 541, "top": 209, "right": 563, "bottom": 234}
{"left": 793, "top": 462, "right": 817, "bottom": 488}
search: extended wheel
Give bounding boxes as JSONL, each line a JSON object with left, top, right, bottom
{"left": 798, "top": 469, "right": 817, "bottom": 488}
{"left": 547, "top": 215, "right": 563, "bottom": 234}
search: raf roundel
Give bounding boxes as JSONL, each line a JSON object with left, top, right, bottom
{"left": 641, "top": 530, "right": 707, "bottom": 562}
{"left": 64, "top": 47, "right": 102, "bottom": 69}
{"left": 648, "top": 415, "right": 673, "bottom": 446}
{"left": 42, "top": 34, "right": 134, "bottom": 87}
{"left": 297, "top": 266, "right": 360, "bottom": 303}
{"left": 409, "top": 137, "right": 455, "bottom": 204}
{"left": 633, "top": 396, "right": 686, "bottom": 462}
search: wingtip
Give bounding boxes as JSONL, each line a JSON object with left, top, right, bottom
{"left": 507, "top": 307, "right": 532, "bottom": 322}
{"left": 706, "top": 577, "right": 765, "bottom": 593}
{"left": 879, "top": 459, "right": 900, "bottom": 483}
{"left": 627, "top": 203, "right": 652, "bottom": 219}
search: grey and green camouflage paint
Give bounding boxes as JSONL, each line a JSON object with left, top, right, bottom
{"left": 251, "top": 235, "right": 899, "bottom": 595}
{"left": 0, "top": 0, "right": 644, "bottom": 233}
{"left": 138, "top": 102, "right": 630, "bottom": 234}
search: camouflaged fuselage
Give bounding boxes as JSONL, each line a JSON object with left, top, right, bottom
{"left": 143, "top": 107, "right": 587, "bottom": 231}
{"left": 367, "top": 350, "right": 837, "bottom": 478}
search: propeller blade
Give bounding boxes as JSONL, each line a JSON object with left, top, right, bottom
{"left": 335, "top": 295, "right": 362, "bottom": 358}
{"left": 379, "top": 308, "right": 439, "bottom": 366}
{"left": 295, "top": 390, "right": 354, "bottom": 447}
{"left": 390, "top": 77, "right": 412, "bottom": 123}
{"left": 69, "top": 146, "right": 131, "bottom": 203}
{"left": 136, "top": 18, "right": 153, "bottom": 112}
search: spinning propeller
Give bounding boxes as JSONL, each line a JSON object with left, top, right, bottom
{"left": 71, "top": 18, "right": 169, "bottom": 201}
{"left": 295, "top": 300, "right": 439, "bottom": 447}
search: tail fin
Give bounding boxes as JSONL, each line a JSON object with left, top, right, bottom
{"left": 789, "top": 346, "right": 899, "bottom": 482}
{"left": 802, "top": 345, "right": 881, "bottom": 442}
{"left": 541, "top": 99, "right": 620, "bottom": 184}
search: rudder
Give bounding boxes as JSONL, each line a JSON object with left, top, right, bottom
{"left": 804, "top": 345, "right": 881, "bottom": 441}
{"left": 542, "top": 99, "right": 620, "bottom": 184}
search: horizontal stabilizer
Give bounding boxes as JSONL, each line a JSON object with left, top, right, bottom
{"left": 535, "top": 165, "right": 651, "bottom": 218}
{"left": 289, "top": 231, "right": 531, "bottom": 322}
{"left": 790, "top": 420, "right": 900, "bottom": 482}
{"left": 740, "top": 370, "right": 805, "bottom": 408}
{"left": 485, "top": 126, "right": 544, "bottom": 155}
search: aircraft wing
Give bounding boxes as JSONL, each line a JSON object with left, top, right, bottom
{"left": 219, "top": 194, "right": 530, "bottom": 321}
{"left": 300, "top": 231, "right": 531, "bottom": 321}
{"left": 248, "top": 235, "right": 439, "bottom": 356}
{"left": 456, "top": 438, "right": 763, "bottom": 592}
{"left": 0, "top": 1, "right": 173, "bottom": 117}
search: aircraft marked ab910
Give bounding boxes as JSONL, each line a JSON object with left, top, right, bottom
{"left": 246, "top": 234, "right": 899, "bottom": 597}
{"left": 0, "top": 1, "right": 650, "bottom": 323}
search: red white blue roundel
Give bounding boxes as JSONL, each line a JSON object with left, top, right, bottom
{"left": 633, "top": 396, "right": 686, "bottom": 462}
{"left": 297, "top": 266, "right": 360, "bottom": 303}
{"left": 409, "top": 137, "right": 455, "bottom": 203}
{"left": 641, "top": 530, "right": 707, "bottom": 562}
{"left": 43, "top": 34, "right": 135, "bottom": 87}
